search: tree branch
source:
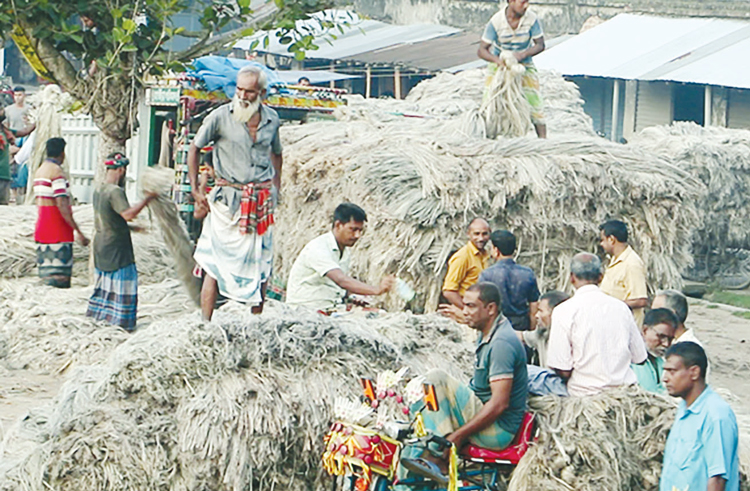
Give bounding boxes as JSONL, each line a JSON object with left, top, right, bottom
{"left": 174, "top": 4, "right": 278, "bottom": 61}
{"left": 20, "top": 24, "right": 83, "bottom": 95}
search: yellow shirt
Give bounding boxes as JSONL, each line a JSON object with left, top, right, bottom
{"left": 442, "top": 241, "right": 490, "bottom": 296}
{"left": 600, "top": 245, "right": 648, "bottom": 326}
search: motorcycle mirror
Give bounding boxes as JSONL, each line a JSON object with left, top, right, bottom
{"left": 360, "top": 378, "right": 376, "bottom": 402}
{"left": 423, "top": 384, "right": 439, "bottom": 412}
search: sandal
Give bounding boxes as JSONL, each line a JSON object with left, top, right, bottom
{"left": 400, "top": 458, "right": 449, "bottom": 486}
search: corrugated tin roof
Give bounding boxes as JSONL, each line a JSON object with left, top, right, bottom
{"left": 234, "top": 10, "right": 460, "bottom": 61}
{"left": 535, "top": 14, "right": 750, "bottom": 90}
{"left": 340, "top": 32, "right": 481, "bottom": 71}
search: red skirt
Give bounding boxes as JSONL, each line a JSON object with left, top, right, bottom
{"left": 35, "top": 205, "right": 74, "bottom": 244}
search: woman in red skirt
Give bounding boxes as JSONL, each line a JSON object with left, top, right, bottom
{"left": 33, "top": 137, "right": 89, "bottom": 288}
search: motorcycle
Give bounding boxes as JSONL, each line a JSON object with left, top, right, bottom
{"left": 321, "top": 369, "right": 537, "bottom": 491}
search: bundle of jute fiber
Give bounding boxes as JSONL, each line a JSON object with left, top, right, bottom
{"left": 630, "top": 122, "right": 750, "bottom": 251}
{"left": 479, "top": 52, "right": 532, "bottom": 139}
{"left": 23, "top": 85, "right": 77, "bottom": 203}
{"left": 0, "top": 302, "right": 473, "bottom": 491}
{"left": 277, "top": 118, "right": 702, "bottom": 311}
{"left": 509, "top": 386, "right": 750, "bottom": 491}
{"left": 0, "top": 205, "right": 179, "bottom": 286}
{"left": 0, "top": 277, "right": 194, "bottom": 374}
{"left": 140, "top": 166, "right": 202, "bottom": 306}
{"left": 337, "top": 68, "right": 594, "bottom": 138}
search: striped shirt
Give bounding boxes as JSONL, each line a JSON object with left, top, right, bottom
{"left": 33, "top": 176, "right": 69, "bottom": 198}
{"left": 481, "top": 7, "right": 544, "bottom": 65}
{"left": 546, "top": 284, "right": 648, "bottom": 397}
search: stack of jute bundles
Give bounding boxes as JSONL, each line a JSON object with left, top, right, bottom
{"left": 276, "top": 70, "right": 702, "bottom": 310}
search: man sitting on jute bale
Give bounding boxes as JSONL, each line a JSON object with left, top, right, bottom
{"left": 285, "top": 202, "right": 394, "bottom": 312}
{"left": 402, "top": 282, "right": 528, "bottom": 478}
{"left": 547, "top": 253, "right": 648, "bottom": 396}
{"left": 189, "top": 65, "right": 282, "bottom": 320}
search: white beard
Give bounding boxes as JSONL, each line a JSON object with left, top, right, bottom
{"left": 231, "top": 95, "right": 260, "bottom": 123}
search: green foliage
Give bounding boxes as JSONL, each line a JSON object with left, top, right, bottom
{"left": 706, "top": 290, "right": 750, "bottom": 310}
{"left": 0, "top": 0, "right": 338, "bottom": 79}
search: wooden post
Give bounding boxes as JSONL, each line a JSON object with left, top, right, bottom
{"left": 611, "top": 79, "right": 620, "bottom": 141}
{"left": 366, "top": 66, "right": 372, "bottom": 98}
{"left": 704, "top": 85, "right": 712, "bottom": 127}
{"left": 394, "top": 66, "right": 402, "bottom": 99}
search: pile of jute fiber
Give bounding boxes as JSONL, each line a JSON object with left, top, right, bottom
{"left": 0, "top": 303, "right": 473, "bottom": 491}
{"left": 277, "top": 101, "right": 702, "bottom": 311}
{"left": 509, "top": 386, "right": 750, "bottom": 491}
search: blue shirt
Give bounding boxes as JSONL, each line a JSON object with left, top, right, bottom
{"left": 478, "top": 258, "right": 540, "bottom": 331}
{"left": 660, "top": 386, "right": 739, "bottom": 491}
{"left": 631, "top": 355, "right": 666, "bottom": 394}
{"left": 481, "top": 7, "right": 544, "bottom": 65}
{"left": 469, "top": 316, "right": 528, "bottom": 434}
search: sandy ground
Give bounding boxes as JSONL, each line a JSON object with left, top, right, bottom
{"left": 1, "top": 301, "right": 750, "bottom": 449}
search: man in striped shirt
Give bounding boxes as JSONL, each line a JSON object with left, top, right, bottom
{"left": 478, "top": 0, "right": 547, "bottom": 138}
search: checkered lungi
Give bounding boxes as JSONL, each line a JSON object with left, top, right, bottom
{"left": 36, "top": 242, "right": 73, "bottom": 288}
{"left": 86, "top": 264, "right": 138, "bottom": 330}
{"left": 419, "top": 369, "right": 515, "bottom": 449}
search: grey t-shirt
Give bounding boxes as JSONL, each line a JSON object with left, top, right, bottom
{"left": 5, "top": 104, "right": 30, "bottom": 131}
{"left": 93, "top": 183, "right": 134, "bottom": 272}
{"left": 193, "top": 103, "right": 282, "bottom": 213}
{"left": 470, "top": 316, "right": 529, "bottom": 434}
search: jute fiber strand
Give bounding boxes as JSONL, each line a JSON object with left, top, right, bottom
{"left": 630, "top": 122, "right": 750, "bottom": 252}
{"left": 0, "top": 205, "right": 181, "bottom": 286}
{"left": 140, "top": 166, "right": 202, "bottom": 306}
{"left": 277, "top": 71, "right": 702, "bottom": 311}
{"left": 0, "top": 302, "right": 474, "bottom": 491}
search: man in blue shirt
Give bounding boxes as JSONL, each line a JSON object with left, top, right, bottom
{"left": 661, "top": 342, "right": 739, "bottom": 491}
{"left": 478, "top": 230, "right": 540, "bottom": 332}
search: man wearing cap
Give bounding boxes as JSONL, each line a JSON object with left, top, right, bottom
{"left": 86, "top": 153, "right": 156, "bottom": 330}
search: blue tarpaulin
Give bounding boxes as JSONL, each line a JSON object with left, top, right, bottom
{"left": 188, "top": 56, "right": 359, "bottom": 97}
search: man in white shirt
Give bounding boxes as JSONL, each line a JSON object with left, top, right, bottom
{"left": 285, "top": 202, "right": 394, "bottom": 311}
{"left": 547, "top": 252, "right": 648, "bottom": 397}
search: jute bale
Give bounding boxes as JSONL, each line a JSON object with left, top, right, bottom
{"left": 630, "top": 122, "right": 750, "bottom": 251}
{"left": 510, "top": 386, "right": 750, "bottom": 491}
{"left": 0, "top": 302, "right": 474, "bottom": 491}
{"left": 0, "top": 277, "right": 194, "bottom": 374}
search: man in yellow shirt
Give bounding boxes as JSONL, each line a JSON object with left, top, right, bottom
{"left": 599, "top": 220, "right": 649, "bottom": 325}
{"left": 442, "top": 218, "right": 491, "bottom": 308}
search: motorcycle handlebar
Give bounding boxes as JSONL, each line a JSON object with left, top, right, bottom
{"left": 430, "top": 434, "right": 452, "bottom": 450}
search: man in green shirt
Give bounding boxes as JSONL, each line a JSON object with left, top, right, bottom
{"left": 86, "top": 152, "right": 156, "bottom": 330}
{"left": 0, "top": 106, "right": 16, "bottom": 205}
{"left": 632, "top": 308, "right": 678, "bottom": 394}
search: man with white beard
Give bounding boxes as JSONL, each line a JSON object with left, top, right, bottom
{"left": 188, "top": 65, "right": 283, "bottom": 320}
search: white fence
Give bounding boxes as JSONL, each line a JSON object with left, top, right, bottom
{"left": 61, "top": 115, "right": 99, "bottom": 203}
{"left": 61, "top": 114, "right": 141, "bottom": 203}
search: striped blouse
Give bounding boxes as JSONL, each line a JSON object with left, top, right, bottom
{"left": 34, "top": 176, "right": 69, "bottom": 198}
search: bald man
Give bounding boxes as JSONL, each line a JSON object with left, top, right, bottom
{"left": 442, "top": 218, "right": 491, "bottom": 308}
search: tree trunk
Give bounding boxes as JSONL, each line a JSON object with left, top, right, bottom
{"left": 96, "top": 131, "right": 128, "bottom": 184}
